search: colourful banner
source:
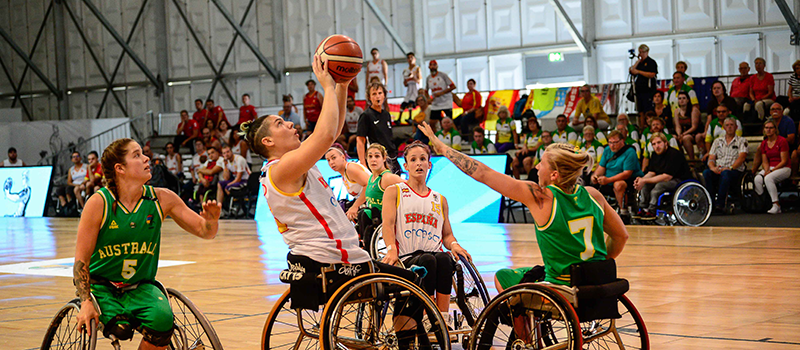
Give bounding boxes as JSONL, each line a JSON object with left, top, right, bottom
{"left": 482, "top": 90, "right": 520, "bottom": 130}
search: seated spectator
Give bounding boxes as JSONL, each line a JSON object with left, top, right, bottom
{"left": 579, "top": 125, "right": 604, "bottom": 180}
{"left": 642, "top": 117, "right": 679, "bottom": 170}
{"left": 216, "top": 119, "right": 232, "bottom": 148}
{"left": 85, "top": 151, "right": 103, "bottom": 195}
{"left": 187, "top": 139, "right": 208, "bottom": 198}
{"left": 731, "top": 61, "right": 754, "bottom": 118}
{"left": 615, "top": 124, "right": 642, "bottom": 159}
{"left": 470, "top": 126, "right": 496, "bottom": 154}
{"left": 142, "top": 144, "right": 162, "bottom": 167}
{"left": 583, "top": 116, "right": 608, "bottom": 145}
{"left": 338, "top": 96, "right": 363, "bottom": 152}
{"left": 205, "top": 99, "right": 229, "bottom": 129}
{"left": 788, "top": 60, "right": 800, "bottom": 123}
{"left": 704, "top": 118, "right": 748, "bottom": 213}
{"left": 527, "top": 130, "right": 555, "bottom": 182}
{"left": 704, "top": 104, "right": 743, "bottom": 152}
{"left": 634, "top": 132, "right": 692, "bottom": 217}
{"left": 280, "top": 95, "right": 305, "bottom": 136}
{"left": 591, "top": 130, "right": 644, "bottom": 216}
{"left": 2, "top": 147, "right": 25, "bottom": 167}
{"left": 651, "top": 91, "right": 672, "bottom": 130}
{"left": 753, "top": 120, "right": 790, "bottom": 214}
{"left": 229, "top": 125, "right": 252, "bottom": 167}
{"left": 457, "top": 79, "right": 483, "bottom": 137}
{"left": 494, "top": 106, "right": 518, "bottom": 152}
{"left": 750, "top": 57, "right": 776, "bottom": 121}
{"left": 216, "top": 145, "right": 251, "bottom": 214}
{"left": 435, "top": 117, "right": 462, "bottom": 152}
{"left": 164, "top": 142, "right": 183, "bottom": 178}
{"left": 175, "top": 110, "right": 200, "bottom": 153}
{"left": 572, "top": 84, "right": 610, "bottom": 130}
{"left": 673, "top": 91, "right": 705, "bottom": 160}
{"left": 667, "top": 61, "right": 695, "bottom": 89}
{"left": 552, "top": 114, "right": 578, "bottom": 146}
{"left": 192, "top": 99, "right": 208, "bottom": 125}
{"left": 201, "top": 127, "right": 221, "bottom": 150}
{"left": 412, "top": 95, "right": 432, "bottom": 144}
{"left": 54, "top": 152, "right": 89, "bottom": 212}
{"left": 665, "top": 71, "right": 699, "bottom": 117}
{"left": 707, "top": 81, "right": 739, "bottom": 119}
{"left": 196, "top": 146, "right": 223, "bottom": 203}
{"left": 237, "top": 93, "right": 258, "bottom": 126}
{"left": 512, "top": 117, "right": 543, "bottom": 178}
{"left": 752, "top": 103, "right": 796, "bottom": 172}
{"left": 616, "top": 113, "right": 640, "bottom": 142}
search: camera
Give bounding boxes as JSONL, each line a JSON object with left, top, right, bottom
{"left": 628, "top": 49, "right": 636, "bottom": 59}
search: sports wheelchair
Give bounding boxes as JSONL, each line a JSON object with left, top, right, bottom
{"left": 467, "top": 259, "right": 648, "bottom": 350}
{"left": 629, "top": 179, "right": 712, "bottom": 227}
{"left": 40, "top": 281, "right": 222, "bottom": 350}
{"left": 261, "top": 260, "right": 452, "bottom": 350}
{"left": 369, "top": 224, "right": 492, "bottom": 347}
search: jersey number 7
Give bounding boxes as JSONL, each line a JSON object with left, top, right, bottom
{"left": 568, "top": 217, "right": 595, "bottom": 261}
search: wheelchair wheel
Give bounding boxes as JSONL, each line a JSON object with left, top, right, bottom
{"left": 261, "top": 289, "right": 323, "bottom": 350}
{"left": 167, "top": 288, "right": 224, "bottom": 350}
{"left": 581, "top": 295, "right": 649, "bottom": 350}
{"left": 453, "top": 255, "right": 490, "bottom": 328}
{"left": 369, "top": 224, "right": 385, "bottom": 260}
{"left": 672, "top": 181, "right": 712, "bottom": 226}
{"left": 319, "top": 273, "right": 451, "bottom": 350}
{"left": 40, "top": 299, "right": 97, "bottom": 350}
{"left": 468, "top": 283, "right": 582, "bottom": 350}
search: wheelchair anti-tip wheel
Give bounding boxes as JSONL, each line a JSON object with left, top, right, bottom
{"left": 319, "top": 273, "right": 451, "bottom": 350}
{"left": 581, "top": 294, "right": 649, "bottom": 350}
{"left": 167, "top": 288, "right": 224, "bottom": 350}
{"left": 672, "top": 181, "right": 712, "bottom": 226}
{"left": 40, "top": 299, "right": 98, "bottom": 350}
{"left": 261, "top": 288, "right": 324, "bottom": 350}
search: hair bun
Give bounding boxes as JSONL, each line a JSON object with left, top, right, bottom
{"left": 239, "top": 121, "right": 252, "bottom": 141}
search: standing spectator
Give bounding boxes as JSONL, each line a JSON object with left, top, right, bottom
{"left": 229, "top": 125, "right": 252, "bottom": 167}
{"left": 304, "top": 79, "right": 324, "bottom": 133}
{"left": 591, "top": 130, "right": 644, "bottom": 217}
{"left": 706, "top": 81, "right": 739, "bottom": 119}
{"left": 426, "top": 60, "right": 456, "bottom": 132}
{"left": 667, "top": 61, "right": 695, "bottom": 90}
{"left": 470, "top": 126, "right": 496, "bottom": 154}
{"left": 339, "top": 96, "right": 363, "bottom": 152}
{"left": 572, "top": 84, "right": 610, "bottom": 130}
{"left": 641, "top": 117, "right": 679, "bottom": 170}
{"left": 366, "top": 48, "right": 389, "bottom": 87}
{"left": 357, "top": 83, "right": 400, "bottom": 174}
{"left": 2, "top": 147, "right": 25, "bottom": 167}
{"left": 205, "top": 99, "right": 228, "bottom": 129}
{"left": 281, "top": 95, "right": 305, "bottom": 136}
{"left": 175, "top": 110, "right": 200, "bottom": 153}
{"left": 787, "top": 60, "right": 800, "bottom": 123}
{"left": 457, "top": 79, "right": 483, "bottom": 137}
{"left": 750, "top": 57, "right": 776, "bottom": 121}
{"left": 753, "top": 120, "right": 791, "bottom": 214}
{"left": 652, "top": 91, "right": 672, "bottom": 130}
{"left": 192, "top": 99, "right": 208, "bottom": 125}
{"left": 399, "top": 52, "right": 421, "bottom": 124}
{"left": 216, "top": 119, "right": 231, "bottom": 148}
{"left": 629, "top": 44, "right": 658, "bottom": 124}
{"left": 85, "top": 151, "right": 103, "bottom": 195}
{"left": 494, "top": 106, "right": 518, "bottom": 153}
{"left": 164, "top": 142, "right": 183, "bottom": 178}
{"left": 616, "top": 113, "right": 639, "bottom": 143}
{"left": 704, "top": 118, "right": 748, "bottom": 213}
{"left": 216, "top": 145, "right": 251, "bottom": 211}
{"left": 730, "top": 61, "right": 754, "bottom": 118}
{"left": 705, "top": 105, "right": 743, "bottom": 152}
{"left": 237, "top": 93, "right": 258, "bottom": 126}
{"left": 435, "top": 117, "right": 462, "bottom": 152}
{"left": 551, "top": 114, "right": 579, "bottom": 146}
{"left": 633, "top": 132, "right": 692, "bottom": 217}
{"left": 673, "top": 91, "right": 705, "bottom": 160}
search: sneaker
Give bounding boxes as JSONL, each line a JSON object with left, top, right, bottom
{"left": 767, "top": 204, "right": 781, "bottom": 214}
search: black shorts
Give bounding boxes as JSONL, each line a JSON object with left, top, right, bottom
{"left": 597, "top": 177, "right": 634, "bottom": 196}
{"left": 400, "top": 100, "right": 417, "bottom": 110}
{"left": 429, "top": 109, "right": 452, "bottom": 121}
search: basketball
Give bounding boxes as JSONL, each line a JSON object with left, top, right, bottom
{"left": 315, "top": 34, "right": 363, "bottom": 83}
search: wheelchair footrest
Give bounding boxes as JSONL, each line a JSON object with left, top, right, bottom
{"left": 576, "top": 279, "right": 629, "bottom": 300}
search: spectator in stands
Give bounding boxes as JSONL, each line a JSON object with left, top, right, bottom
{"left": 192, "top": 99, "right": 208, "bottom": 125}
{"left": 201, "top": 127, "right": 221, "bottom": 150}
{"left": 592, "top": 130, "right": 644, "bottom": 217}
{"left": 705, "top": 104, "right": 742, "bottom": 152}
{"left": 68, "top": 151, "right": 89, "bottom": 211}
{"left": 572, "top": 84, "right": 610, "bottom": 130}
{"left": 552, "top": 114, "right": 578, "bottom": 146}
{"left": 339, "top": 96, "right": 363, "bottom": 152}
{"left": 85, "top": 151, "right": 102, "bottom": 195}
{"left": 190, "top": 139, "right": 207, "bottom": 188}
{"left": 512, "top": 117, "right": 543, "bottom": 179}
{"left": 642, "top": 117, "right": 679, "bottom": 170}
{"left": 357, "top": 82, "right": 400, "bottom": 174}
{"left": 731, "top": 61, "right": 754, "bottom": 118}
{"left": 203, "top": 119, "right": 216, "bottom": 137}
{"left": 281, "top": 95, "right": 304, "bottom": 136}
{"left": 216, "top": 145, "right": 251, "bottom": 213}
{"left": 399, "top": 52, "right": 421, "bottom": 124}
{"left": 196, "top": 146, "right": 223, "bottom": 202}
{"left": 495, "top": 106, "right": 518, "bottom": 153}
{"left": 771, "top": 102, "right": 796, "bottom": 147}
{"left": 175, "top": 110, "right": 200, "bottom": 153}
{"left": 229, "top": 125, "right": 252, "bottom": 167}
{"left": 347, "top": 79, "right": 358, "bottom": 100}
{"left": 164, "top": 142, "right": 183, "bottom": 179}
{"left": 142, "top": 144, "right": 162, "bottom": 169}
{"left": 457, "top": 79, "right": 483, "bottom": 138}
{"left": 366, "top": 48, "right": 388, "bottom": 87}
{"left": 665, "top": 71, "right": 699, "bottom": 115}
{"left": 616, "top": 123, "right": 642, "bottom": 158}
{"left": 435, "top": 117, "right": 462, "bottom": 152}
{"left": 418, "top": 88, "right": 431, "bottom": 103}
{"left": 667, "top": 61, "right": 695, "bottom": 90}
{"left": 750, "top": 57, "right": 776, "bottom": 121}
{"left": 787, "top": 60, "right": 800, "bottom": 123}
{"left": 470, "top": 126, "right": 496, "bottom": 154}
{"left": 707, "top": 81, "right": 739, "bottom": 119}
{"left": 634, "top": 132, "right": 692, "bottom": 217}
{"left": 2, "top": 147, "right": 25, "bottom": 167}
{"left": 237, "top": 93, "right": 257, "bottom": 126}
{"left": 304, "top": 79, "right": 323, "bottom": 132}
{"left": 205, "top": 99, "right": 228, "bottom": 128}
{"left": 617, "top": 113, "right": 639, "bottom": 142}
{"left": 673, "top": 91, "right": 705, "bottom": 160}
{"left": 527, "top": 130, "right": 554, "bottom": 182}
{"left": 412, "top": 95, "right": 431, "bottom": 143}
{"left": 426, "top": 60, "right": 456, "bottom": 132}
{"left": 580, "top": 125, "right": 604, "bottom": 179}
{"left": 652, "top": 91, "right": 672, "bottom": 130}
{"left": 704, "top": 117, "right": 748, "bottom": 213}
{"left": 754, "top": 120, "right": 791, "bottom": 214}
{"left": 629, "top": 44, "right": 658, "bottom": 121}
{"left": 583, "top": 116, "right": 608, "bottom": 145}
{"left": 216, "top": 119, "right": 231, "bottom": 148}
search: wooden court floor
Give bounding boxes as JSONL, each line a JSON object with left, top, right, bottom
{"left": 1, "top": 217, "right": 800, "bottom": 350}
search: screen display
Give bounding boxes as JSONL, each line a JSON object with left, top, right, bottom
{"left": 255, "top": 154, "right": 508, "bottom": 226}
{"left": 0, "top": 166, "right": 53, "bottom": 217}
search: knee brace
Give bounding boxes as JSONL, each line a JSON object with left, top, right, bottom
{"left": 141, "top": 325, "right": 175, "bottom": 347}
{"left": 103, "top": 316, "right": 135, "bottom": 341}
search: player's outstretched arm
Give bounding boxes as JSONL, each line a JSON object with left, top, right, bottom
{"left": 156, "top": 188, "right": 220, "bottom": 239}
{"left": 74, "top": 194, "right": 103, "bottom": 332}
{"left": 418, "top": 122, "right": 548, "bottom": 212}
{"left": 585, "top": 186, "right": 628, "bottom": 259}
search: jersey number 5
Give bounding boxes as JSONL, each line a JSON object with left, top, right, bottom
{"left": 568, "top": 217, "right": 595, "bottom": 261}
{"left": 122, "top": 259, "right": 137, "bottom": 279}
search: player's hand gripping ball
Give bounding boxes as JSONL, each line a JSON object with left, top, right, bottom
{"left": 3, "top": 178, "right": 12, "bottom": 192}
{"left": 315, "top": 34, "right": 363, "bottom": 83}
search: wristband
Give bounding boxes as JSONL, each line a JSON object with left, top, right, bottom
{"left": 450, "top": 241, "right": 460, "bottom": 249}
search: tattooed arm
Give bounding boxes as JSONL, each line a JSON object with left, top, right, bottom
{"left": 74, "top": 194, "right": 103, "bottom": 331}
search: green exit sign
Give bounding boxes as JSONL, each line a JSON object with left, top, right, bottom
{"left": 548, "top": 52, "right": 564, "bottom": 62}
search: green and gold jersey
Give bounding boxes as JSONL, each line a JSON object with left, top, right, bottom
{"left": 535, "top": 185, "right": 607, "bottom": 285}
{"left": 89, "top": 185, "right": 164, "bottom": 284}
{"left": 365, "top": 169, "right": 391, "bottom": 211}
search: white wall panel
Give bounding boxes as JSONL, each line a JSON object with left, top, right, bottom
{"left": 187, "top": 0, "right": 213, "bottom": 77}
{"left": 719, "top": 34, "right": 759, "bottom": 76}
{"left": 256, "top": 0, "right": 276, "bottom": 62}
{"left": 424, "top": 0, "right": 455, "bottom": 54}
{"left": 596, "top": 43, "right": 632, "bottom": 84}
{"left": 335, "top": 0, "right": 365, "bottom": 57}
{"left": 287, "top": 72, "right": 314, "bottom": 107}
{"left": 0, "top": 1, "right": 10, "bottom": 94}
{"left": 143, "top": 2, "right": 160, "bottom": 85}
{"left": 168, "top": 0, "right": 190, "bottom": 78}
{"left": 487, "top": 0, "right": 521, "bottom": 49}
{"left": 720, "top": 0, "right": 758, "bottom": 28}
{"left": 70, "top": 93, "right": 87, "bottom": 120}
{"left": 26, "top": 0, "right": 53, "bottom": 92}
{"left": 636, "top": 40, "right": 672, "bottom": 80}
{"left": 210, "top": 0, "right": 233, "bottom": 73}
{"left": 456, "top": 56, "right": 489, "bottom": 92}
{"left": 364, "top": 0, "right": 394, "bottom": 59}
{"left": 171, "top": 85, "right": 192, "bottom": 114}
{"left": 107, "top": 92, "right": 126, "bottom": 118}
{"left": 309, "top": 0, "right": 336, "bottom": 57}
{"left": 489, "top": 53, "right": 523, "bottom": 90}
{"left": 259, "top": 75, "right": 279, "bottom": 106}
{"left": 555, "top": 0, "right": 582, "bottom": 44}
{"left": 9, "top": 0, "right": 27, "bottom": 82}
{"left": 101, "top": 0, "right": 123, "bottom": 86}
{"left": 391, "top": 0, "right": 415, "bottom": 58}
{"left": 762, "top": 0, "right": 789, "bottom": 25}
{"left": 676, "top": 0, "right": 714, "bottom": 31}
{"left": 390, "top": 63, "right": 408, "bottom": 99}
{"left": 676, "top": 37, "right": 717, "bottom": 76}
{"left": 237, "top": 77, "right": 260, "bottom": 106}
{"left": 521, "top": 0, "right": 557, "bottom": 46}
{"left": 284, "top": 0, "right": 310, "bottom": 68}
{"left": 595, "top": 0, "right": 632, "bottom": 38}
{"left": 764, "top": 31, "right": 797, "bottom": 73}
{"left": 127, "top": 87, "right": 150, "bottom": 118}
{"left": 86, "top": 91, "right": 106, "bottom": 119}
{"left": 233, "top": 0, "right": 259, "bottom": 73}
{"left": 634, "top": 0, "right": 671, "bottom": 35}
{"left": 123, "top": 0, "right": 145, "bottom": 83}
{"left": 31, "top": 96, "right": 52, "bottom": 121}
{"left": 455, "top": 0, "right": 487, "bottom": 52}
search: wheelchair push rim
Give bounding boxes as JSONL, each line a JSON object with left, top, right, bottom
{"left": 261, "top": 288, "right": 323, "bottom": 350}
{"left": 672, "top": 182, "right": 712, "bottom": 227}
{"left": 581, "top": 295, "right": 649, "bottom": 350}
{"left": 40, "top": 299, "right": 97, "bottom": 350}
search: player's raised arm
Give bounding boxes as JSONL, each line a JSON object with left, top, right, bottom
{"left": 156, "top": 187, "right": 220, "bottom": 239}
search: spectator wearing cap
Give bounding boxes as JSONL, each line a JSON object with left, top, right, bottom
{"left": 629, "top": 44, "right": 658, "bottom": 121}
{"left": 2, "top": 147, "right": 25, "bottom": 167}
{"left": 426, "top": 60, "right": 456, "bottom": 132}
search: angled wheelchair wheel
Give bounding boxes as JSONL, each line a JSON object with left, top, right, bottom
{"left": 580, "top": 295, "right": 649, "bottom": 350}
{"left": 40, "top": 299, "right": 97, "bottom": 350}
{"left": 369, "top": 224, "right": 385, "bottom": 260}
{"left": 468, "top": 283, "right": 582, "bottom": 350}
{"left": 167, "top": 288, "right": 224, "bottom": 350}
{"left": 319, "top": 273, "right": 451, "bottom": 350}
{"left": 453, "top": 255, "right": 490, "bottom": 328}
{"left": 261, "top": 288, "right": 323, "bottom": 350}
{"left": 672, "top": 181, "right": 712, "bottom": 226}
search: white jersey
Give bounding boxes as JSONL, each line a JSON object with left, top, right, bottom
{"left": 343, "top": 162, "right": 370, "bottom": 196}
{"left": 426, "top": 72, "right": 455, "bottom": 110}
{"left": 261, "top": 160, "right": 370, "bottom": 264}
{"left": 69, "top": 164, "right": 87, "bottom": 184}
{"left": 226, "top": 154, "right": 251, "bottom": 181}
{"left": 403, "top": 66, "right": 419, "bottom": 103}
{"left": 191, "top": 151, "right": 207, "bottom": 178}
{"left": 231, "top": 141, "right": 253, "bottom": 165}
{"left": 367, "top": 60, "right": 385, "bottom": 85}
{"left": 345, "top": 106, "right": 363, "bottom": 134}
{"left": 3, "top": 159, "right": 23, "bottom": 167}
{"left": 393, "top": 182, "right": 444, "bottom": 257}
{"left": 165, "top": 153, "right": 180, "bottom": 176}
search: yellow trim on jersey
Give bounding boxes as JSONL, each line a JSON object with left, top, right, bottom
{"left": 378, "top": 170, "right": 391, "bottom": 191}
{"left": 130, "top": 186, "right": 146, "bottom": 213}
{"left": 537, "top": 196, "right": 558, "bottom": 231}
{"left": 395, "top": 183, "right": 402, "bottom": 208}
{"left": 98, "top": 189, "right": 109, "bottom": 229}
{"left": 151, "top": 186, "right": 165, "bottom": 221}
{"left": 268, "top": 166, "right": 305, "bottom": 196}
{"left": 555, "top": 274, "right": 571, "bottom": 282}
{"left": 587, "top": 190, "right": 604, "bottom": 212}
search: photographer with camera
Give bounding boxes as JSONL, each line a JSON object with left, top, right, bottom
{"left": 629, "top": 44, "right": 658, "bottom": 127}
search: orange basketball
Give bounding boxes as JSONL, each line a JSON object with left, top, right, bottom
{"left": 315, "top": 34, "right": 363, "bottom": 83}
